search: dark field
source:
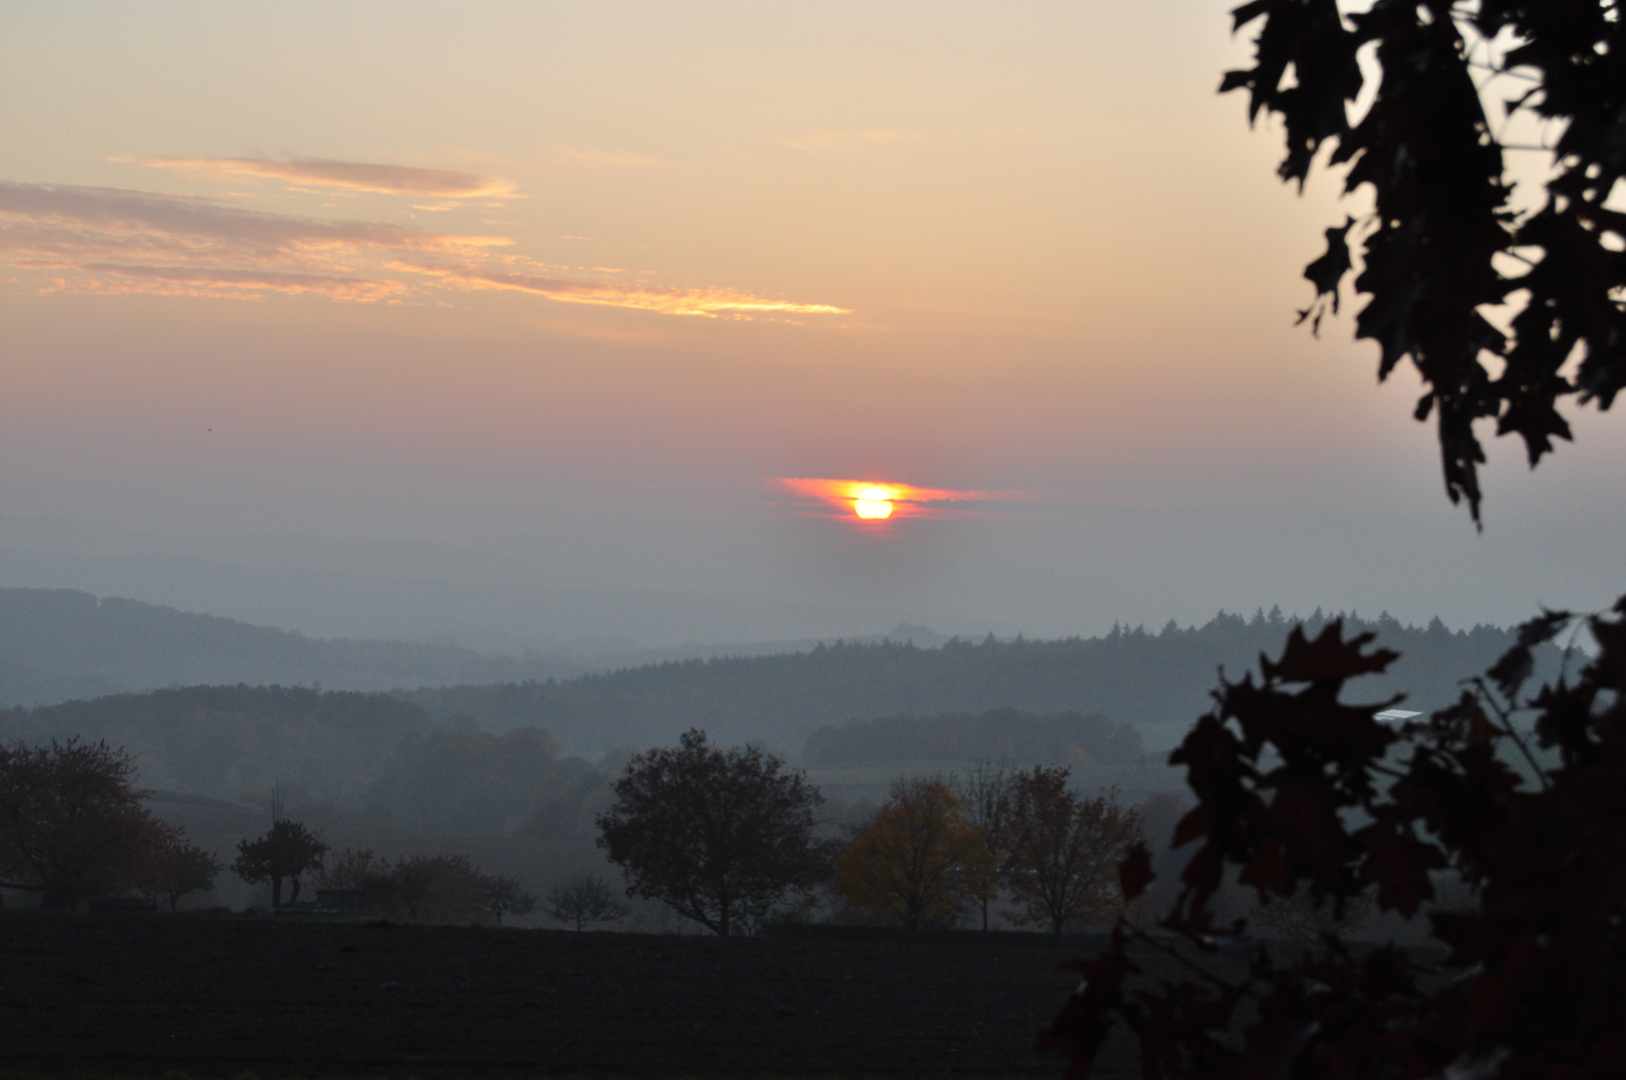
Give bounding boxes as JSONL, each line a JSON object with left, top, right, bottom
{"left": 0, "top": 914, "right": 1137, "bottom": 1079}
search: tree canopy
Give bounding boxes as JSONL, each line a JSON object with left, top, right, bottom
{"left": 232, "top": 818, "right": 328, "bottom": 908}
{"left": 596, "top": 729, "right": 833, "bottom": 936}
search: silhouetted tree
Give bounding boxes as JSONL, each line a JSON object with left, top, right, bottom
{"left": 596, "top": 729, "right": 832, "bottom": 936}
{"left": 482, "top": 873, "right": 539, "bottom": 925}
{"left": 0, "top": 738, "right": 178, "bottom": 909}
{"left": 1003, "top": 769, "right": 1140, "bottom": 935}
{"left": 542, "top": 872, "right": 629, "bottom": 931}
{"left": 140, "top": 840, "right": 223, "bottom": 912}
{"left": 390, "top": 853, "right": 491, "bottom": 922}
{"left": 834, "top": 777, "right": 996, "bottom": 930}
{"left": 232, "top": 818, "right": 327, "bottom": 908}
{"left": 311, "top": 846, "right": 388, "bottom": 891}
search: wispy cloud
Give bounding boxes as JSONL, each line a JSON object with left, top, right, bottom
{"left": 402, "top": 262, "right": 850, "bottom": 318}
{"left": 778, "top": 129, "right": 917, "bottom": 154}
{"left": 122, "top": 156, "right": 518, "bottom": 199}
{"left": 0, "top": 180, "right": 848, "bottom": 318}
{"left": 0, "top": 181, "right": 504, "bottom": 302}
{"left": 67, "top": 263, "right": 406, "bottom": 302}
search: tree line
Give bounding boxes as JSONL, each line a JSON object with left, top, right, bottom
{"left": 0, "top": 610, "right": 1553, "bottom": 821}
{"left": 597, "top": 730, "right": 1142, "bottom": 936}
{"left": 403, "top": 608, "right": 1554, "bottom": 752}
{"left": 1, "top": 728, "right": 1142, "bottom": 936}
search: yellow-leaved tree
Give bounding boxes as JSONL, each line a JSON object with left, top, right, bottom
{"left": 834, "top": 777, "right": 996, "bottom": 930}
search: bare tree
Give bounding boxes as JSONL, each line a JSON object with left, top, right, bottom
{"left": 543, "top": 872, "right": 629, "bottom": 931}
{"left": 1005, "top": 768, "right": 1140, "bottom": 935}
{"left": 483, "top": 873, "right": 539, "bottom": 925}
{"left": 953, "top": 760, "right": 1016, "bottom": 931}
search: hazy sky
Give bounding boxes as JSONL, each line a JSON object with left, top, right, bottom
{"left": 3, "top": 1, "right": 1622, "bottom": 646}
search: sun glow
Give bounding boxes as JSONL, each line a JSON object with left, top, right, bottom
{"left": 775, "top": 477, "right": 1028, "bottom": 523}
{"left": 853, "top": 487, "right": 895, "bottom": 519}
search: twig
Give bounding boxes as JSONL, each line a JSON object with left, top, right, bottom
{"left": 1115, "top": 916, "right": 1255, "bottom": 999}
{"left": 1467, "top": 676, "right": 1551, "bottom": 791}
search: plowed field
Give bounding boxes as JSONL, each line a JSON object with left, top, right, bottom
{"left": 0, "top": 914, "right": 1125, "bottom": 1079}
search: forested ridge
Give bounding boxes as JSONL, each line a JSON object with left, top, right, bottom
{"left": 405, "top": 608, "right": 1549, "bottom": 754}
{"left": 0, "top": 587, "right": 592, "bottom": 706}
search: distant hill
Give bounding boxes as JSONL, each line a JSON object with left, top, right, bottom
{"left": 0, "top": 587, "right": 962, "bottom": 708}
{"left": 0, "top": 587, "right": 595, "bottom": 706}
{"left": 403, "top": 610, "right": 1554, "bottom": 756}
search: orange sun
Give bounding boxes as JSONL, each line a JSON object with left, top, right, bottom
{"left": 774, "top": 477, "right": 1022, "bottom": 523}
{"left": 852, "top": 486, "right": 895, "bottom": 519}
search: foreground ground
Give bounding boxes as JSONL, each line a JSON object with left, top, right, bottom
{"left": 0, "top": 913, "right": 1132, "bottom": 1079}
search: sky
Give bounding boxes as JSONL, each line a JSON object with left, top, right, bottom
{"left": 2, "top": 1, "right": 1622, "bottom": 649}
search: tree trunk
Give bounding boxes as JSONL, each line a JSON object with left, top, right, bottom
{"left": 289, "top": 876, "right": 301, "bottom": 905}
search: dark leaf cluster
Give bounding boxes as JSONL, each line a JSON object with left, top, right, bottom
{"left": 1042, "top": 598, "right": 1626, "bottom": 1079}
{"left": 1224, "top": 0, "right": 1626, "bottom": 519}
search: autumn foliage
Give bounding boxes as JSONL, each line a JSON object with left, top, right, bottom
{"left": 835, "top": 778, "right": 997, "bottom": 929}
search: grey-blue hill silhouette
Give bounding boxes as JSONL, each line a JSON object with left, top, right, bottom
{"left": 403, "top": 609, "right": 1549, "bottom": 755}
{"left": 0, "top": 587, "right": 950, "bottom": 708}
{"left": 0, "top": 587, "right": 1551, "bottom": 764}
{"left": 0, "top": 587, "right": 595, "bottom": 706}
